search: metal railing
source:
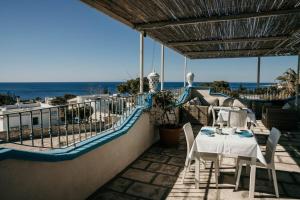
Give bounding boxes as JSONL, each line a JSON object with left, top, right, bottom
{"left": 0, "top": 94, "right": 147, "bottom": 149}
{"left": 221, "top": 89, "right": 291, "bottom": 100}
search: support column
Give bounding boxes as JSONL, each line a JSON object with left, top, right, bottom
{"left": 296, "top": 55, "right": 300, "bottom": 110}
{"left": 160, "top": 44, "right": 164, "bottom": 91}
{"left": 257, "top": 57, "right": 261, "bottom": 88}
{"left": 184, "top": 57, "right": 187, "bottom": 87}
{"left": 139, "top": 32, "right": 144, "bottom": 93}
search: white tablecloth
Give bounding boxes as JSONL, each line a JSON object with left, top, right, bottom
{"left": 217, "top": 108, "right": 256, "bottom": 124}
{"left": 189, "top": 126, "right": 265, "bottom": 164}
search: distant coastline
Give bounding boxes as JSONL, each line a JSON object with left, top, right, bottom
{"left": 0, "top": 82, "right": 273, "bottom": 100}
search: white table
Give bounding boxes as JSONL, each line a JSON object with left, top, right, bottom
{"left": 189, "top": 127, "right": 265, "bottom": 199}
{"left": 217, "top": 108, "right": 256, "bottom": 125}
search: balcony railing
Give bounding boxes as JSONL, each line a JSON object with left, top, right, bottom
{"left": 0, "top": 94, "right": 148, "bottom": 149}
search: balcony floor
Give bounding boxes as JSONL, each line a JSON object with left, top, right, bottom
{"left": 88, "top": 121, "right": 300, "bottom": 200}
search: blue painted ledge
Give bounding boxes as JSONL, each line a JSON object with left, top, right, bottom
{"left": 0, "top": 88, "right": 192, "bottom": 162}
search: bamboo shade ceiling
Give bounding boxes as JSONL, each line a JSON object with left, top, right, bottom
{"left": 82, "top": 0, "right": 300, "bottom": 59}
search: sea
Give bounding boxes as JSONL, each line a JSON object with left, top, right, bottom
{"left": 0, "top": 82, "right": 272, "bottom": 100}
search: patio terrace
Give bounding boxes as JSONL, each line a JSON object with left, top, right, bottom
{"left": 89, "top": 122, "right": 300, "bottom": 200}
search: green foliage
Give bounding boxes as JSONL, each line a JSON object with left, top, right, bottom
{"left": 0, "top": 93, "right": 17, "bottom": 106}
{"left": 117, "top": 77, "right": 149, "bottom": 94}
{"left": 201, "top": 81, "right": 230, "bottom": 92}
{"left": 276, "top": 68, "right": 298, "bottom": 96}
{"left": 152, "top": 90, "right": 178, "bottom": 126}
{"left": 51, "top": 94, "right": 77, "bottom": 105}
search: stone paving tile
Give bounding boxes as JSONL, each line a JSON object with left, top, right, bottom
{"left": 126, "top": 182, "right": 167, "bottom": 200}
{"left": 276, "top": 170, "right": 295, "bottom": 183}
{"left": 167, "top": 157, "right": 186, "bottom": 167}
{"left": 142, "top": 153, "right": 170, "bottom": 163}
{"left": 291, "top": 172, "right": 300, "bottom": 183}
{"left": 122, "top": 168, "right": 156, "bottom": 183}
{"left": 90, "top": 190, "right": 137, "bottom": 200}
{"left": 147, "top": 163, "right": 180, "bottom": 176}
{"left": 106, "top": 178, "right": 133, "bottom": 193}
{"left": 282, "top": 183, "right": 300, "bottom": 198}
{"left": 152, "top": 174, "right": 178, "bottom": 187}
{"left": 131, "top": 160, "right": 151, "bottom": 169}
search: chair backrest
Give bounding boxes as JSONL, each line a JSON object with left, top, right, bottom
{"left": 209, "top": 105, "right": 216, "bottom": 127}
{"left": 265, "top": 127, "right": 281, "bottom": 164}
{"left": 228, "top": 109, "right": 248, "bottom": 129}
{"left": 183, "top": 122, "right": 195, "bottom": 157}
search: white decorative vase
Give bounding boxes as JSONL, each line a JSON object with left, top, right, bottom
{"left": 147, "top": 71, "right": 160, "bottom": 93}
{"left": 186, "top": 72, "right": 194, "bottom": 87}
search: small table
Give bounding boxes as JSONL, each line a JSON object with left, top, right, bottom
{"left": 189, "top": 127, "right": 265, "bottom": 199}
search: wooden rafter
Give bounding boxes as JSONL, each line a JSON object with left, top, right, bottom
{"left": 167, "top": 36, "right": 289, "bottom": 46}
{"left": 184, "top": 48, "right": 300, "bottom": 57}
{"left": 135, "top": 8, "right": 300, "bottom": 30}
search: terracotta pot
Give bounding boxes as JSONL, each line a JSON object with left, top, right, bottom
{"left": 159, "top": 126, "right": 182, "bottom": 147}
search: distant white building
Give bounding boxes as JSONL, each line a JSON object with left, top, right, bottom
{"left": 67, "top": 94, "right": 110, "bottom": 105}
{"left": 0, "top": 102, "right": 58, "bottom": 132}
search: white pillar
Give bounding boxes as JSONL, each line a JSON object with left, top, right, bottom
{"left": 257, "top": 57, "right": 261, "bottom": 88}
{"left": 139, "top": 32, "right": 144, "bottom": 93}
{"left": 184, "top": 57, "right": 187, "bottom": 87}
{"left": 296, "top": 55, "right": 300, "bottom": 109}
{"left": 160, "top": 44, "right": 164, "bottom": 91}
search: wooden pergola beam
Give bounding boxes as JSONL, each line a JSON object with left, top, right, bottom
{"left": 185, "top": 48, "right": 299, "bottom": 57}
{"left": 167, "top": 35, "right": 289, "bottom": 46}
{"left": 135, "top": 8, "right": 300, "bottom": 30}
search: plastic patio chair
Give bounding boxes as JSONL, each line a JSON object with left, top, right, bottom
{"left": 182, "top": 123, "right": 220, "bottom": 187}
{"left": 228, "top": 109, "right": 248, "bottom": 129}
{"left": 235, "top": 127, "right": 281, "bottom": 197}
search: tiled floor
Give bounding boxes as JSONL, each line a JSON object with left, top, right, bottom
{"left": 88, "top": 121, "right": 300, "bottom": 200}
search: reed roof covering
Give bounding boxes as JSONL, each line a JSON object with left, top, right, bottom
{"left": 82, "top": 0, "right": 300, "bottom": 59}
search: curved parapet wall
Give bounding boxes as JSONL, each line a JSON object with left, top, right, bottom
{"left": 0, "top": 88, "right": 192, "bottom": 200}
{"left": 0, "top": 111, "right": 157, "bottom": 200}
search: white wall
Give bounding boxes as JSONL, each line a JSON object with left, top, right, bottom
{"left": 0, "top": 112, "right": 157, "bottom": 200}
{"left": 0, "top": 110, "right": 59, "bottom": 131}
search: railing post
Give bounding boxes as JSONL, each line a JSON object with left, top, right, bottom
{"left": 6, "top": 114, "right": 10, "bottom": 142}
{"left": 48, "top": 108, "right": 53, "bottom": 148}
{"left": 30, "top": 111, "right": 34, "bottom": 146}
{"left": 83, "top": 103, "right": 87, "bottom": 139}
{"left": 57, "top": 107, "right": 61, "bottom": 147}
{"left": 19, "top": 113, "right": 23, "bottom": 145}
{"left": 64, "top": 106, "right": 68, "bottom": 146}
{"left": 94, "top": 101, "right": 97, "bottom": 134}
{"left": 40, "top": 109, "right": 44, "bottom": 147}
{"left": 71, "top": 105, "right": 75, "bottom": 146}
{"left": 89, "top": 101, "right": 92, "bottom": 136}
{"left": 77, "top": 104, "right": 81, "bottom": 141}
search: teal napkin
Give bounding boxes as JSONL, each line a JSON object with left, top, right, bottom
{"left": 238, "top": 130, "right": 253, "bottom": 138}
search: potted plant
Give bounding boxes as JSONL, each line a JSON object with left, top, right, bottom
{"left": 152, "top": 90, "right": 182, "bottom": 147}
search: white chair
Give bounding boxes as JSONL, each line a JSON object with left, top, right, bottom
{"left": 235, "top": 127, "right": 281, "bottom": 197}
{"left": 210, "top": 106, "right": 223, "bottom": 127}
{"left": 228, "top": 109, "right": 248, "bottom": 129}
{"left": 210, "top": 105, "right": 217, "bottom": 127}
{"left": 182, "top": 123, "right": 220, "bottom": 188}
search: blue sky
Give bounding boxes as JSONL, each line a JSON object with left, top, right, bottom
{"left": 0, "top": 0, "right": 298, "bottom": 83}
